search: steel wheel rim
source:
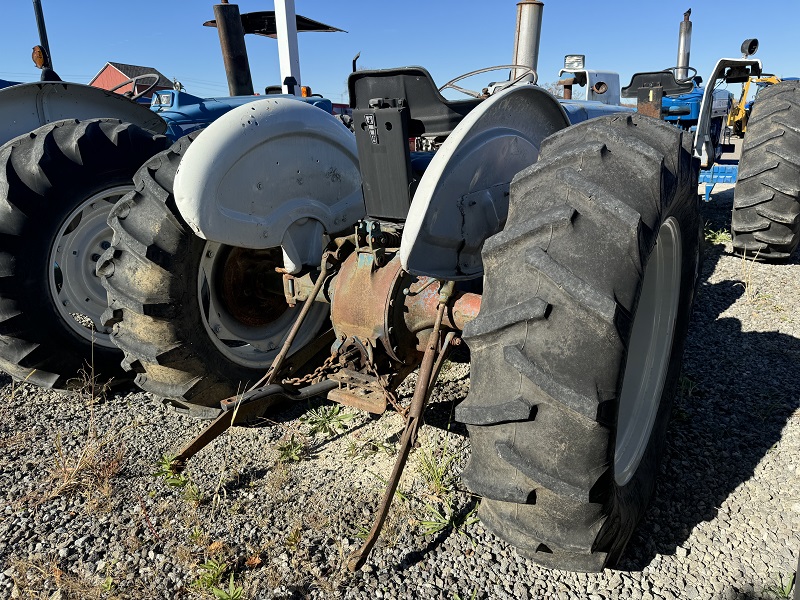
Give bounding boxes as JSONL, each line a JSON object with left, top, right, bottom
{"left": 197, "top": 242, "right": 328, "bottom": 369}
{"left": 615, "top": 217, "right": 682, "bottom": 486}
{"left": 49, "top": 186, "right": 130, "bottom": 349}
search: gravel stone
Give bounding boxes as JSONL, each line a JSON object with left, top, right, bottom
{"left": 0, "top": 184, "right": 798, "bottom": 598}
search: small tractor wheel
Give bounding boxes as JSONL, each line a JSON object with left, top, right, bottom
{"left": 0, "top": 119, "right": 167, "bottom": 388}
{"left": 731, "top": 80, "right": 800, "bottom": 261}
{"left": 457, "top": 114, "right": 701, "bottom": 571}
{"left": 100, "top": 133, "right": 329, "bottom": 415}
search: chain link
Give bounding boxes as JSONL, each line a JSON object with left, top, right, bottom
{"left": 280, "top": 351, "right": 340, "bottom": 386}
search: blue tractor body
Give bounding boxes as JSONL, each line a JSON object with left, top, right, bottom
{"left": 662, "top": 82, "right": 732, "bottom": 170}
{"left": 558, "top": 99, "right": 635, "bottom": 124}
{"left": 149, "top": 89, "right": 334, "bottom": 142}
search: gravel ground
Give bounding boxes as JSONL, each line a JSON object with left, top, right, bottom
{"left": 0, "top": 184, "right": 798, "bottom": 599}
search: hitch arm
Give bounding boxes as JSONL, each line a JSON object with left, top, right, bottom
{"left": 348, "top": 282, "right": 457, "bottom": 571}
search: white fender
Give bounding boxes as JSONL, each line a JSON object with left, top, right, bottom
{"left": 174, "top": 98, "right": 364, "bottom": 272}
{"left": 0, "top": 82, "right": 167, "bottom": 147}
{"left": 400, "top": 84, "right": 570, "bottom": 280}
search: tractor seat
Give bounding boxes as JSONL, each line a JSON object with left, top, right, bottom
{"left": 622, "top": 71, "right": 695, "bottom": 98}
{"left": 348, "top": 67, "right": 482, "bottom": 139}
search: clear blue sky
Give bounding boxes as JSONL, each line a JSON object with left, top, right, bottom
{"left": 1, "top": 1, "right": 796, "bottom": 104}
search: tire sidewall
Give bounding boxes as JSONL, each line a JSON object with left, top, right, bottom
{"left": 603, "top": 190, "right": 701, "bottom": 562}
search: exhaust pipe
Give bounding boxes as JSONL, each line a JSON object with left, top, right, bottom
{"left": 676, "top": 9, "right": 692, "bottom": 81}
{"left": 512, "top": 1, "right": 544, "bottom": 79}
{"left": 213, "top": 1, "right": 255, "bottom": 96}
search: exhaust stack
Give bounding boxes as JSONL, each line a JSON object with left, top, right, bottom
{"left": 512, "top": 1, "right": 544, "bottom": 80}
{"left": 213, "top": 1, "right": 255, "bottom": 96}
{"left": 676, "top": 9, "right": 692, "bottom": 81}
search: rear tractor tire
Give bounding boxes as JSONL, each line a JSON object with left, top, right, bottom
{"left": 0, "top": 119, "right": 167, "bottom": 388}
{"left": 732, "top": 80, "right": 800, "bottom": 261}
{"left": 99, "top": 134, "right": 330, "bottom": 416}
{"left": 457, "top": 114, "right": 701, "bottom": 571}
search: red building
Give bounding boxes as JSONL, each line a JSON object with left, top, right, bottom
{"left": 89, "top": 61, "right": 172, "bottom": 99}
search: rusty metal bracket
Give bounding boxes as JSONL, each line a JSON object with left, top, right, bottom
{"left": 636, "top": 85, "right": 665, "bottom": 119}
{"left": 171, "top": 379, "right": 338, "bottom": 472}
{"left": 327, "top": 368, "right": 388, "bottom": 414}
{"left": 347, "top": 282, "right": 456, "bottom": 571}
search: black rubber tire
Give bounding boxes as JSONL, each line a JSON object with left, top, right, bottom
{"left": 0, "top": 119, "right": 167, "bottom": 389}
{"left": 731, "top": 80, "right": 800, "bottom": 261}
{"left": 456, "top": 114, "right": 701, "bottom": 572}
{"left": 100, "top": 134, "right": 327, "bottom": 415}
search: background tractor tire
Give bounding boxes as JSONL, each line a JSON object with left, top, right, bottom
{"left": 0, "top": 119, "right": 167, "bottom": 389}
{"left": 99, "top": 134, "right": 329, "bottom": 416}
{"left": 731, "top": 80, "right": 800, "bottom": 261}
{"left": 456, "top": 114, "right": 701, "bottom": 571}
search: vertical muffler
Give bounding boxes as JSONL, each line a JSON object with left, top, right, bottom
{"left": 512, "top": 1, "right": 544, "bottom": 79}
{"left": 676, "top": 9, "right": 692, "bottom": 81}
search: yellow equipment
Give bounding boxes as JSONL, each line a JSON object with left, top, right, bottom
{"left": 728, "top": 74, "right": 782, "bottom": 135}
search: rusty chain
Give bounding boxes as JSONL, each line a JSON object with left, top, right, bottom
{"left": 280, "top": 351, "right": 341, "bottom": 386}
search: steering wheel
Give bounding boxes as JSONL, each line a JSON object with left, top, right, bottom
{"left": 438, "top": 64, "right": 537, "bottom": 98}
{"left": 109, "top": 73, "right": 161, "bottom": 101}
{"left": 664, "top": 66, "right": 698, "bottom": 85}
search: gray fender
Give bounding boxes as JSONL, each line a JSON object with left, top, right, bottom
{"left": 173, "top": 98, "right": 364, "bottom": 273}
{"left": 400, "top": 84, "right": 570, "bottom": 280}
{"left": 0, "top": 82, "right": 167, "bottom": 146}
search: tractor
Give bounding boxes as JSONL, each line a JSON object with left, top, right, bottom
{"left": 615, "top": 9, "right": 800, "bottom": 261}
{"left": 92, "top": 0, "right": 772, "bottom": 572}
{"left": 0, "top": 2, "right": 340, "bottom": 391}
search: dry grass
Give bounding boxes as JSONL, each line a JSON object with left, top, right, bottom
{"left": 9, "top": 554, "right": 124, "bottom": 600}
{"left": 23, "top": 368, "right": 135, "bottom": 514}
{"left": 49, "top": 430, "right": 126, "bottom": 513}
{"left": 737, "top": 249, "right": 761, "bottom": 304}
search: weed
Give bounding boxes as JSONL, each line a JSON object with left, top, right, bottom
{"left": 212, "top": 573, "right": 245, "bottom": 600}
{"left": 417, "top": 441, "right": 457, "bottom": 498}
{"left": 285, "top": 524, "right": 303, "bottom": 551}
{"left": 277, "top": 434, "right": 309, "bottom": 463}
{"left": 672, "top": 407, "right": 690, "bottom": 423}
{"left": 764, "top": 571, "right": 795, "bottom": 599}
{"left": 264, "top": 463, "right": 291, "bottom": 498}
{"left": 101, "top": 573, "right": 115, "bottom": 594}
{"left": 453, "top": 589, "right": 479, "bottom": 600}
{"left": 0, "top": 429, "right": 31, "bottom": 451}
{"left": 153, "top": 454, "right": 191, "bottom": 488}
{"left": 189, "top": 525, "right": 208, "bottom": 546}
{"left": 420, "top": 500, "right": 479, "bottom": 540}
{"left": 305, "top": 498, "right": 331, "bottom": 530}
{"left": 678, "top": 374, "right": 698, "bottom": 399}
{"left": 703, "top": 225, "right": 732, "bottom": 245}
{"left": 347, "top": 435, "right": 395, "bottom": 459}
{"left": 354, "top": 523, "right": 371, "bottom": 540}
{"left": 300, "top": 404, "right": 354, "bottom": 437}
{"left": 194, "top": 558, "right": 228, "bottom": 590}
{"left": 183, "top": 482, "right": 204, "bottom": 506}
{"left": 10, "top": 554, "right": 112, "bottom": 600}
